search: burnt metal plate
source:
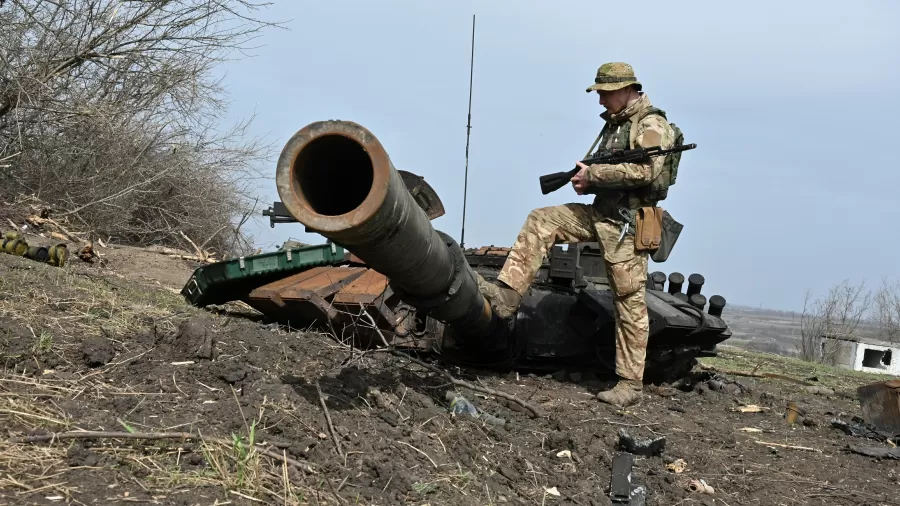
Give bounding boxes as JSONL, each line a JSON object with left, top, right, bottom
{"left": 333, "top": 268, "right": 390, "bottom": 305}
{"left": 609, "top": 452, "right": 646, "bottom": 505}
{"left": 858, "top": 380, "right": 900, "bottom": 433}
{"left": 277, "top": 266, "right": 367, "bottom": 300}
{"left": 247, "top": 266, "right": 335, "bottom": 301}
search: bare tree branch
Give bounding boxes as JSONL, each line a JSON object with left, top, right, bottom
{"left": 798, "top": 279, "right": 872, "bottom": 365}
{"left": 0, "top": 0, "right": 284, "bottom": 257}
{"left": 874, "top": 276, "right": 900, "bottom": 342}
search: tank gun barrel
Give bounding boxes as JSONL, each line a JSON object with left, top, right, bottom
{"left": 274, "top": 120, "right": 499, "bottom": 338}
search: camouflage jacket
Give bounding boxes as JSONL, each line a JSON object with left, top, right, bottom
{"left": 582, "top": 93, "right": 674, "bottom": 220}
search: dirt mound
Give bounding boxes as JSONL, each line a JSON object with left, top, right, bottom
{"left": 1, "top": 251, "right": 899, "bottom": 505}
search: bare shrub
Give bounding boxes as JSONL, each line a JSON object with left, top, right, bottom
{"left": 0, "top": 0, "right": 282, "bottom": 257}
{"left": 873, "top": 276, "right": 900, "bottom": 342}
{"left": 798, "top": 279, "right": 871, "bottom": 365}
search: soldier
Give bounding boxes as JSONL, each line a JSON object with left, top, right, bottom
{"left": 476, "top": 62, "right": 676, "bottom": 408}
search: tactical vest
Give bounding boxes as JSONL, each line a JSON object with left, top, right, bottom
{"left": 589, "top": 106, "right": 684, "bottom": 204}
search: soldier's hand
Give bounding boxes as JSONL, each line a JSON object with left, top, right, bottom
{"left": 571, "top": 162, "right": 589, "bottom": 195}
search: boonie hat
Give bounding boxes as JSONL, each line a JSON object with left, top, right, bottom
{"left": 586, "top": 62, "right": 642, "bottom": 92}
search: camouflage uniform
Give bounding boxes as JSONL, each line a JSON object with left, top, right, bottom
{"left": 479, "top": 62, "right": 675, "bottom": 408}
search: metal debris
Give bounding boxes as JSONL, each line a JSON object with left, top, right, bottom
{"left": 617, "top": 428, "right": 666, "bottom": 457}
{"left": 857, "top": 379, "right": 900, "bottom": 433}
{"left": 846, "top": 444, "right": 900, "bottom": 460}
{"left": 830, "top": 417, "right": 898, "bottom": 444}
{"left": 609, "top": 452, "right": 646, "bottom": 505}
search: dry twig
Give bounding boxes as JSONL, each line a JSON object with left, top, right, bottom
{"left": 167, "top": 253, "right": 219, "bottom": 264}
{"left": 24, "top": 215, "right": 85, "bottom": 243}
{"left": 699, "top": 364, "right": 813, "bottom": 386}
{"left": 315, "top": 380, "right": 346, "bottom": 463}
{"left": 753, "top": 440, "right": 822, "bottom": 452}
{"left": 179, "top": 230, "right": 209, "bottom": 262}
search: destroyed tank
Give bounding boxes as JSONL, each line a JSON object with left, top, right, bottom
{"left": 183, "top": 120, "right": 732, "bottom": 383}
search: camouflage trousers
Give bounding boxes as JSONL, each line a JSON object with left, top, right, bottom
{"left": 497, "top": 203, "right": 650, "bottom": 381}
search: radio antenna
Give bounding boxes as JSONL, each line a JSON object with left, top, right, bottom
{"left": 460, "top": 14, "right": 475, "bottom": 248}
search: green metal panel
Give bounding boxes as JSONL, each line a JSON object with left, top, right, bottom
{"left": 181, "top": 242, "right": 345, "bottom": 307}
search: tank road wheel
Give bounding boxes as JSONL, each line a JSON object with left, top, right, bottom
{"left": 643, "top": 352, "right": 699, "bottom": 385}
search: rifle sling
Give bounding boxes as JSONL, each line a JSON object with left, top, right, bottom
{"left": 584, "top": 124, "right": 608, "bottom": 159}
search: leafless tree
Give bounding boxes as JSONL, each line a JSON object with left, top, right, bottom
{"left": 798, "top": 279, "right": 872, "bottom": 365}
{"left": 873, "top": 276, "right": 900, "bottom": 342}
{"left": 0, "top": 0, "right": 283, "bottom": 257}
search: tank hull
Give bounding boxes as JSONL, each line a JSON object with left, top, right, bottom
{"left": 235, "top": 241, "right": 732, "bottom": 382}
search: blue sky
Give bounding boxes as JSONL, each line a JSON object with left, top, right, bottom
{"left": 215, "top": 0, "right": 900, "bottom": 312}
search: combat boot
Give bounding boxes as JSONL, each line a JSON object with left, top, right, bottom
{"left": 473, "top": 272, "right": 521, "bottom": 319}
{"left": 596, "top": 378, "right": 643, "bottom": 408}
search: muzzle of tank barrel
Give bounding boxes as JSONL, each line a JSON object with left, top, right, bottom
{"left": 274, "top": 120, "right": 502, "bottom": 342}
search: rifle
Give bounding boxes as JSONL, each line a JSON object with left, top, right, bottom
{"left": 538, "top": 143, "right": 697, "bottom": 195}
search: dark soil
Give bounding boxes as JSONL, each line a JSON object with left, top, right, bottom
{"left": 1, "top": 250, "right": 899, "bottom": 505}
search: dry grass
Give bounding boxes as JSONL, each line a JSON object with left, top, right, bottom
{"left": 0, "top": 374, "right": 84, "bottom": 503}
{"left": 701, "top": 344, "right": 893, "bottom": 393}
{"left": 0, "top": 260, "right": 190, "bottom": 341}
{"left": 0, "top": 371, "right": 327, "bottom": 505}
{"left": 0, "top": 444, "right": 73, "bottom": 502}
{"left": 0, "top": 255, "right": 331, "bottom": 504}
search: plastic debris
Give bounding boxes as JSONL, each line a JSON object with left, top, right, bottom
{"left": 445, "top": 391, "right": 507, "bottom": 426}
{"left": 688, "top": 479, "right": 714, "bottom": 494}
{"left": 665, "top": 458, "right": 687, "bottom": 474}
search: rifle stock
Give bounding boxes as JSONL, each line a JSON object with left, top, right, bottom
{"left": 538, "top": 143, "right": 696, "bottom": 195}
{"left": 539, "top": 167, "right": 580, "bottom": 195}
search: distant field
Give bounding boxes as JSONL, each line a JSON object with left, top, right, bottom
{"left": 720, "top": 304, "right": 885, "bottom": 357}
